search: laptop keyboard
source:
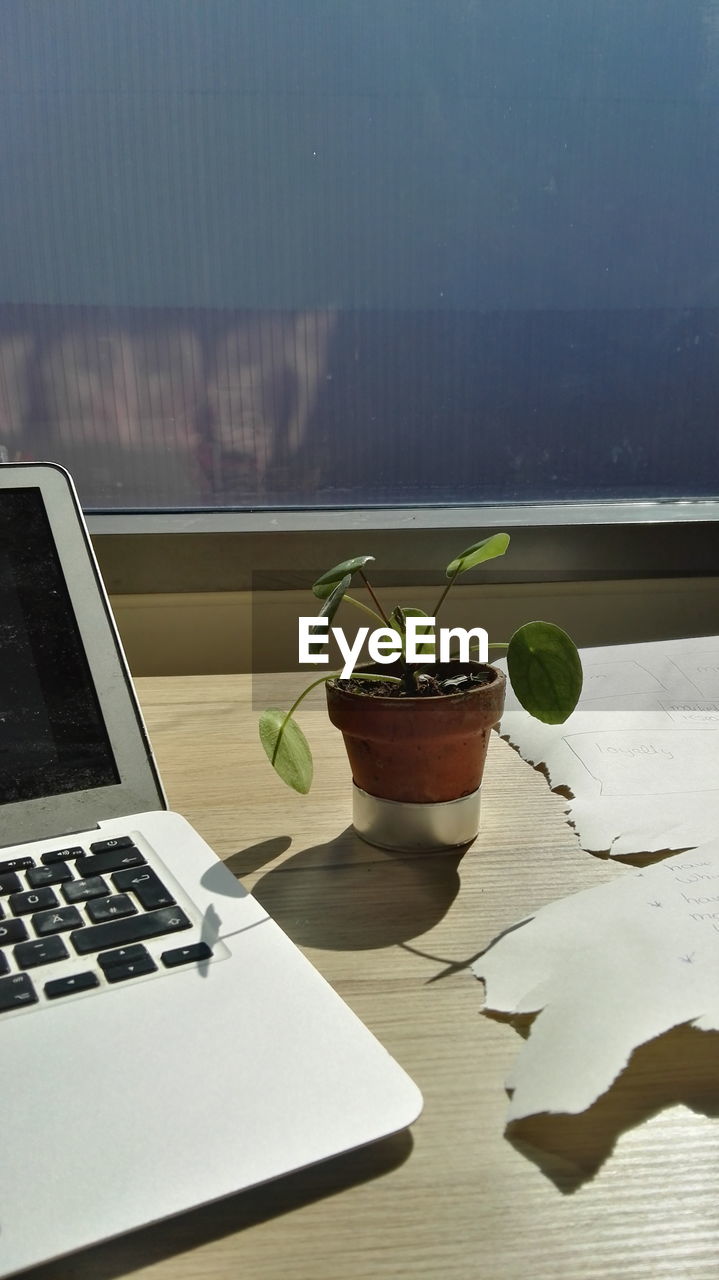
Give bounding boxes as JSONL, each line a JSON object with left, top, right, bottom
{"left": 0, "top": 835, "right": 214, "bottom": 1014}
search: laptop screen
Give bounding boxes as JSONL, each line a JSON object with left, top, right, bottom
{"left": 0, "top": 486, "right": 119, "bottom": 803}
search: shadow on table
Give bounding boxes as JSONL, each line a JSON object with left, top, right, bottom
{"left": 245, "top": 826, "right": 464, "bottom": 949}
{"left": 500, "top": 1021, "right": 719, "bottom": 1193}
{"left": 223, "top": 834, "right": 294, "bottom": 877}
{"left": 22, "top": 1129, "right": 414, "bottom": 1280}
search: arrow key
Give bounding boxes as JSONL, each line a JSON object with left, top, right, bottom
{"left": 44, "top": 971, "right": 100, "bottom": 999}
{"left": 161, "top": 942, "right": 213, "bottom": 968}
{"left": 98, "top": 944, "right": 150, "bottom": 971}
{"left": 102, "top": 953, "right": 158, "bottom": 984}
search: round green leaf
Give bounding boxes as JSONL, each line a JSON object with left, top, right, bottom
{"left": 446, "top": 532, "right": 510, "bottom": 578}
{"left": 506, "top": 621, "right": 583, "bottom": 724}
{"left": 259, "top": 708, "right": 313, "bottom": 793}
{"left": 312, "top": 556, "right": 375, "bottom": 599}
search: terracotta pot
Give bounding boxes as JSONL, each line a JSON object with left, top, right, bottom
{"left": 325, "top": 662, "right": 506, "bottom": 851}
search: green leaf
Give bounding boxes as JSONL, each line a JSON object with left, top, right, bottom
{"left": 389, "top": 604, "right": 430, "bottom": 633}
{"left": 507, "top": 621, "right": 583, "bottom": 724}
{"left": 259, "top": 708, "right": 313, "bottom": 793}
{"left": 317, "top": 573, "right": 352, "bottom": 627}
{"left": 390, "top": 606, "right": 433, "bottom": 656}
{"left": 446, "top": 532, "right": 510, "bottom": 579}
{"left": 312, "top": 556, "right": 375, "bottom": 599}
{"left": 306, "top": 574, "right": 351, "bottom": 651}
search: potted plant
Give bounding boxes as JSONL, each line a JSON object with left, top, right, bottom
{"left": 259, "top": 533, "right": 582, "bottom": 852}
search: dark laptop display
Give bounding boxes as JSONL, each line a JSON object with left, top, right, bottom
{"left": 0, "top": 485, "right": 118, "bottom": 803}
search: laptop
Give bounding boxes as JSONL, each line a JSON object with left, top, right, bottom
{"left": 0, "top": 463, "right": 422, "bottom": 1278}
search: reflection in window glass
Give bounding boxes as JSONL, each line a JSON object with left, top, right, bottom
{"left": 1, "top": 1, "right": 718, "bottom": 509}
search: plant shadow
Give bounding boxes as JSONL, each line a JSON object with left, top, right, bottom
{"left": 223, "top": 835, "right": 293, "bottom": 877}
{"left": 497, "top": 1020, "right": 719, "bottom": 1192}
{"left": 249, "top": 825, "right": 465, "bottom": 950}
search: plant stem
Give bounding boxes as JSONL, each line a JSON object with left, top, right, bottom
{"left": 345, "top": 594, "right": 385, "bottom": 626}
{"left": 271, "top": 674, "right": 336, "bottom": 765}
{"left": 441, "top": 640, "right": 508, "bottom": 663}
{"left": 271, "top": 670, "right": 402, "bottom": 765}
{"left": 431, "top": 572, "right": 457, "bottom": 620}
{"left": 359, "top": 568, "right": 392, "bottom": 627}
{"left": 357, "top": 567, "right": 414, "bottom": 683}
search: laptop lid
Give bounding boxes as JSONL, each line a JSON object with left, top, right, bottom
{"left": 0, "top": 464, "right": 424, "bottom": 1280}
{"left": 0, "top": 462, "right": 165, "bottom": 847}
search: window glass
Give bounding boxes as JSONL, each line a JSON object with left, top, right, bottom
{"left": 2, "top": 1, "right": 718, "bottom": 510}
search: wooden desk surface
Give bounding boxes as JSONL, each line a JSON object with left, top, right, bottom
{"left": 29, "top": 674, "right": 719, "bottom": 1280}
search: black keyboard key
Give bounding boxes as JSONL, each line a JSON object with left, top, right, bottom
{"left": 0, "top": 857, "right": 34, "bottom": 875}
{"left": 33, "top": 905, "right": 84, "bottom": 936}
{"left": 0, "top": 873, "right": 22, "bottom": 895}
{"left": 0, "top": 952, "right": 8, "bottom": 976}
{"left": 0, "top": 919, "right": 29, "bottom": 947}
{"left": 70, "top": 906, "right": 192, "bottom": 955}
{"left": 26, "top": 864, "right": 73, "bottom": 889}
{"left": 41, "top": 845, "right": 84, "bottom": 866}
{"left": 76, "top": 849, "right": 146, "bottom": 877}
{"left": 103, "top": 954, "right": 158, "bottom": 984}
{"left": 98, "top": 943, "right": 150, "bottom": 970}
{"left": 113, "top": 867, "right": 176, "bottom": 910}
{"left": 45, "top": 971, "right": 100, "bottom": 1000}
{"left": 14, "top": 935, "right": 69, "bottom": 970}
{"left": 89, "top": 836, "right": 135, "bottom": 854}
{"left": 62, "top": 876, "right": 109, "bottom": 904}
{"left": 9, "top": 888, "right": 59, "bottom": 916}
{"left": 86, "top": 894, "right": 137, "bottom": 924}
{"left": 0, "top": 973, "right": 37, "bottom": 1012}
{"left": 161, "top": 941, "right": 213, "bottom": 968}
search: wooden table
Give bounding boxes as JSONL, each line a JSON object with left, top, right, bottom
{"left": 29, "top": 675, "right": 719, "bottom": 1280}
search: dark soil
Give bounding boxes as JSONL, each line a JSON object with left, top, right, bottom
{"left": 334, "top": 665, "right": 496, "bottom": 698}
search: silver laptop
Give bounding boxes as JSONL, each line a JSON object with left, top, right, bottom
{"left": 0, "top": 463, "right": 422, "bottom": 1278}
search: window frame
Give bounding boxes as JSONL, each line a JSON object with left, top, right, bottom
{"left": 88, "top": 500, "right": 719, "bottom": 595}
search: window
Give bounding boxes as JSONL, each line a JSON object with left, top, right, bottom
{"left": 3, "top": 2, "right": 719, "bottom": 514}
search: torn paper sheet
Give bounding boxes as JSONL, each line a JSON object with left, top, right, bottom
{"left": 498, "top": 635, "right": 719, "bottom": 856}
{"left": 473, "top": 842, "right": 719, "bottom": 1122}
